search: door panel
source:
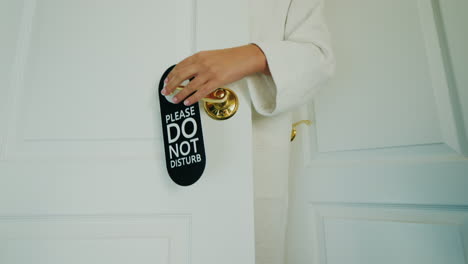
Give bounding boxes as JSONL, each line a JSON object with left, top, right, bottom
{"left": 0, "top": 0, "right": 254, "bottom": 263}
{"left": 3, "top": 0, "right": 191, "bottom": 158}
{"left": 318, "top": 205, "right": 466, "bottom": 264}
{"left": 0, "top": 0, "right": 23, "bottom": 154}
{"left": 315, "top": 0, "right": 444, "bottom": 152}
{"left": 287, "top": 0, "right": 468, "bottom": 263}
{"left": 0, "top": 216, "right": 190, "bottom": 264}
{"left": 433, "top": 0, "right": 468, "bottom": 153}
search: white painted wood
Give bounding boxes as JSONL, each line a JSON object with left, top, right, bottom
{"left": 315, "top": 205, "right": 467, "bottom": 264}
{"left": 0, "top": 215, "right": 190, "bottom": 264}
{"left": 0, "top": 0, "right": 254, "bottom": 263}
{"left": 417, "top": 0, "right": 465, "bottom": 155}
{"left": 433, "top": 0, "right": 468, "bottom": 155}
{"left": 287, "top": 0, "right": 468, "bottom": 263}
{"left": 0, "top": 0, "right": 24, "bottom": 157}
{"left": 315, "top": 0, "right": 442, "bottom": 152}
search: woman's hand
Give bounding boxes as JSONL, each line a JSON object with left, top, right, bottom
{"left": 161, "top": 44, "right": 269, "bottom": 106}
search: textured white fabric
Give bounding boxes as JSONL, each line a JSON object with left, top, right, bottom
{"left": 247, "top": 0, "right": 334, "bottom": 263}
{"left": 252, "top": 110, "right": 291, "bottom": 264}
{"left": 248, "top": 0, "right": 335, "bottom": 116}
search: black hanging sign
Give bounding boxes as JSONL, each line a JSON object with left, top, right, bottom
{"left": 158, "top": 65, "right": 206, "bottom": 186}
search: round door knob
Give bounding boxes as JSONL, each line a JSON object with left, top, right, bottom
{"left": 168, "top": 86, "right": 239, "bottom": 120}
{"left": 203, "top": 87, "right": 239, "bottom": 120}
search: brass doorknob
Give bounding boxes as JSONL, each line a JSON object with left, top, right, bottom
{"left": 171, "top": 86, "right": 239, "bottom": 120}
{"left": 291, "top": 120, "right": 312, "bottom": 141}
{"left": 203, "top": 88, "right": 239, "bottom": 120}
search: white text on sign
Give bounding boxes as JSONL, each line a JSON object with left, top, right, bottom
{"left": 165, "top": 106, "right": 202, "bottom": 168}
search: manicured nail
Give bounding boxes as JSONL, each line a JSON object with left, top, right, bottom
{"left": 161, "top": 88, "right": 167, "bottom": 95}
{"left": 184, "top": 100, "right": 190, "bottom": 106}
{"left": 173, "top": 97, "right": 179, "bottom": 103}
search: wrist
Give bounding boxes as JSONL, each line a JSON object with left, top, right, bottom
{"left": 245, "top": 44, "right": 270, "bottom": 75}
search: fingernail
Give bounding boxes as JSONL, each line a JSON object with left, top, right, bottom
{"left": 173, "top": 97, "right": 179, "bottom": 103}
{"left": 161, "top": 88, "right": 167, "bottom": 95}
{"left": 184, "top": 100, "right": 190, "bottom": 106}
{"left": 164, "top": 78, "right": 168, "bottom": 84}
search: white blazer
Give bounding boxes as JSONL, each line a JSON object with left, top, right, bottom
{"left": 248, "top": 0, "right": 334, "bottom": 116}
{"left": 246, "top": 0, "right": 334, "bottom": 263}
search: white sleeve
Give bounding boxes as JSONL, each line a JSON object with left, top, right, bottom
{"left": 248, "top": 0, "right": 335, "bottom": 116}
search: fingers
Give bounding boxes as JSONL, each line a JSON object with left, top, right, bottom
{"left": 162, "top": 53, "right": 200, "bottom": 94}
{"left": 162, "top": 64, "right": 198, "bottom": 95}
{"left": 172, "top": 76, "right": 209, "bottom": 104}
{"left": 160, "top": 50, "right": 226, "bottom": 105}
{"left": 184, "top": 81, "right": 218, "bottom": 106}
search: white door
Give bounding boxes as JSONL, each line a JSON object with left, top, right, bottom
{"left": 0, "top": 0, "right": 254, "bottom": 263}
{"left": 287, "top": 0, "right": 468, "bottom": 263}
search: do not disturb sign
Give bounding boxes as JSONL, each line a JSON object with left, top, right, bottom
{"left": 158, "top": 65, "right": 206, "bottom": 186}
